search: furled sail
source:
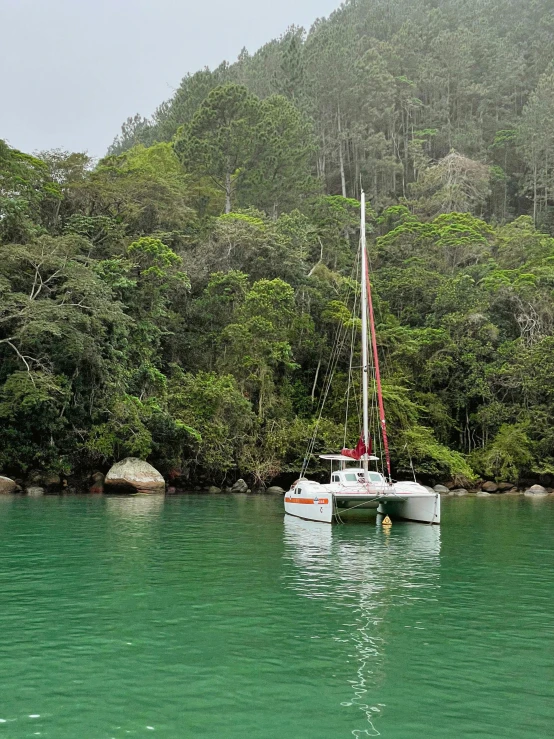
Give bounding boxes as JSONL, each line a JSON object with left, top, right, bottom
{"left": 341, "top": 436, "right": 372, "bottom": 460}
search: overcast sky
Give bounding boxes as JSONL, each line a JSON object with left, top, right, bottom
{"left": 1, "top": 0, "right": 340, "bottom": 158}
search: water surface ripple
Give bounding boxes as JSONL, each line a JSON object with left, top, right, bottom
{"left": 0, "top": 494, "right": 552, "bottom": 738}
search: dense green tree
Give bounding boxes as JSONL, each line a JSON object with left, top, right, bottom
{"left": 108, "top": 114, "right": 156, "bottom": 155}
{"left": 220, "top": 278, "right": 296, "bottom": 419}
{"left": 174, "top": 85, "right": 315, "bottom": 216}
{"left": 0, "top": 140, "right": 53, "bottom": 243}
{"left": 86, "top": 144, "right": 196, "bottom": 246}
{"left": 167, "top": 369, "right": 255, "bottom": 478}
{"left": 0, "top": 233, "right": 126, "bottom": 472}
{"left": 174, "top": 84, "right": 261, "bottom": 213}
{"left": 239, "top": 94, "right": 317, "bottom": 214}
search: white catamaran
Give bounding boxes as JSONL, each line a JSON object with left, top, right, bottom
{"left": 284, "top": 193, "right": 440, "bottom": 525}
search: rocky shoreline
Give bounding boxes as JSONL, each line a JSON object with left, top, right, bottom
{"left": 1, "top": 460, "right": 553, "bottom": 499}
{"left": 0, "top": 458, "right": 288, "bottom": 497}
{"left": 430, "top": 481, "right": 553, "bottom": 497}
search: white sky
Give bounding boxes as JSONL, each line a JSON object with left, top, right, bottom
{"left": 1, "top": 0, "right": 341, "bottom": 157}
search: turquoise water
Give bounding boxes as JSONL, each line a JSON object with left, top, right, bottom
{"left": 0, "top": 493, "right": 552, "bottom": 738}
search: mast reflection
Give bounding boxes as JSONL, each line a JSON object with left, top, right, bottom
{"left": 283, "top": 517, "right": 440, "bottom": 736}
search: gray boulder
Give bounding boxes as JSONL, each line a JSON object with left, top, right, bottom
{"left": 231, "top": 479, "right": 248, "bottom": 493}
{"left": 497, "top": 482, "right": 515, "bottom": 492}
{"left": 208, "top": 486, "right": 222, "bottom": 494}
{"left": 433, "top": 484, "right": 450, "bottom": 494}
{"left": 0, "top": 476, "right": 16, "bottom": 495}
{"left": 476, "top": 491, "right": 491, "bottom": 496}
{"left": 481, "top": 481, "right": 498, "bottom": 492}
{"left": 451, "top": 488, "right": 468, "bottom": 496}
{"left": 524, "top": 484, "right": 548, "bottom": 497}
{"left": 105, "top": 458, "right": 165, "bottom": 494}
{"left": 27, "top": 486, "right": 45, "bottom": 497}
{"left": 266, "top": 485, "right": 286, "bottom": 494}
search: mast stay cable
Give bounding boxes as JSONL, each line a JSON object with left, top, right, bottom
{"left": 362, "top": 195, "right": 392, "bottom": 483}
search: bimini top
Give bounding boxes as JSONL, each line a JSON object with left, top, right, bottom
{"left": 319, "top": 454, "right": 380, "bottom": 462}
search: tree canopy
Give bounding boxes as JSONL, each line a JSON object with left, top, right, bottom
{"left": 3, "top": 0, "right": 554, "bottom": 488}
{"left": 111, "top": 0, "right": 554, "bottom": 230}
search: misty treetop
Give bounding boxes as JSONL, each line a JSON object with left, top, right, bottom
{"left": 110, "top": 0, "right": 554, "bottom": 231}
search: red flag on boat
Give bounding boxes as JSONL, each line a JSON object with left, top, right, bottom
{"left": 341, "top": 436, "right": 372, "bottom": 460}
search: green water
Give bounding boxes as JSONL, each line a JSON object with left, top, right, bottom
{"left": 0, "top": 494, "right": 553, "bottom": 738}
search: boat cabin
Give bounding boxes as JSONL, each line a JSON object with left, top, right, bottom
{"left": 330, "top": 468, "right": 385, "bottom": 485}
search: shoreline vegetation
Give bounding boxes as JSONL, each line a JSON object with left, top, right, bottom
{"left": 2, "top": 0, "right": 554, "bottom": 496}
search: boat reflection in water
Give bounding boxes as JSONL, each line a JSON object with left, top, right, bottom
{"left": 283, "top": 516, "right": 440, "bottom": 736}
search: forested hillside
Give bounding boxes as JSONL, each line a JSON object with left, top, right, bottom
{"left": 111, "top": 0, "right": 554, "bottom": 229}
{"left": 2, "top": 0, "right": 554, "bottom": 488}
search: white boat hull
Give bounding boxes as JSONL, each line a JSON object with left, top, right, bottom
{"left": 379, "top": 489, "right": 441, "bottom": 524}
{"left": 284, "top": 479, "right": 440, "bottom": 525}
{"left": 284, "top": 491, "right": 334, "bottom": 523}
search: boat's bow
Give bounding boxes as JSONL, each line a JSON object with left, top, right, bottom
{"left": 284, "top": 479, "right": 334, "bottom": 523}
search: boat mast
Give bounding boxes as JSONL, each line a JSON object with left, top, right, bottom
{"left": 363, "top": 202, "right": 392, "bottom": 483}
{"left": 360, "top": 192, "right": 370, "bottom": 482}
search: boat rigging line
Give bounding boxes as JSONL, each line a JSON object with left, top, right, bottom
{"left": 362, "top": 199, "right": 392, "bottom": 483}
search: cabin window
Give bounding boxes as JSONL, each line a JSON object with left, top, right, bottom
{"left": 344, "top": 473, "right": 358, "bottom": 482}
{"left": 354, "top": 471, "right": 383, "bottom": 482}
{"left": 332, "top": 474, "right": 339, "bottom": 483}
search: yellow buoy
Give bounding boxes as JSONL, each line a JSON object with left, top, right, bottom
{"left": 382, "top": 515, "right": 392, "bottom": 527}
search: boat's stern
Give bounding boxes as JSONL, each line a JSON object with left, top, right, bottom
{"left": 378, "top": 482, "right": 441, "bottom": 524}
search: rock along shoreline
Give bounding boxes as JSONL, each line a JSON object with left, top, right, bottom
{"left": 1, "top": 465, "right": 553, "bottom": 499}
